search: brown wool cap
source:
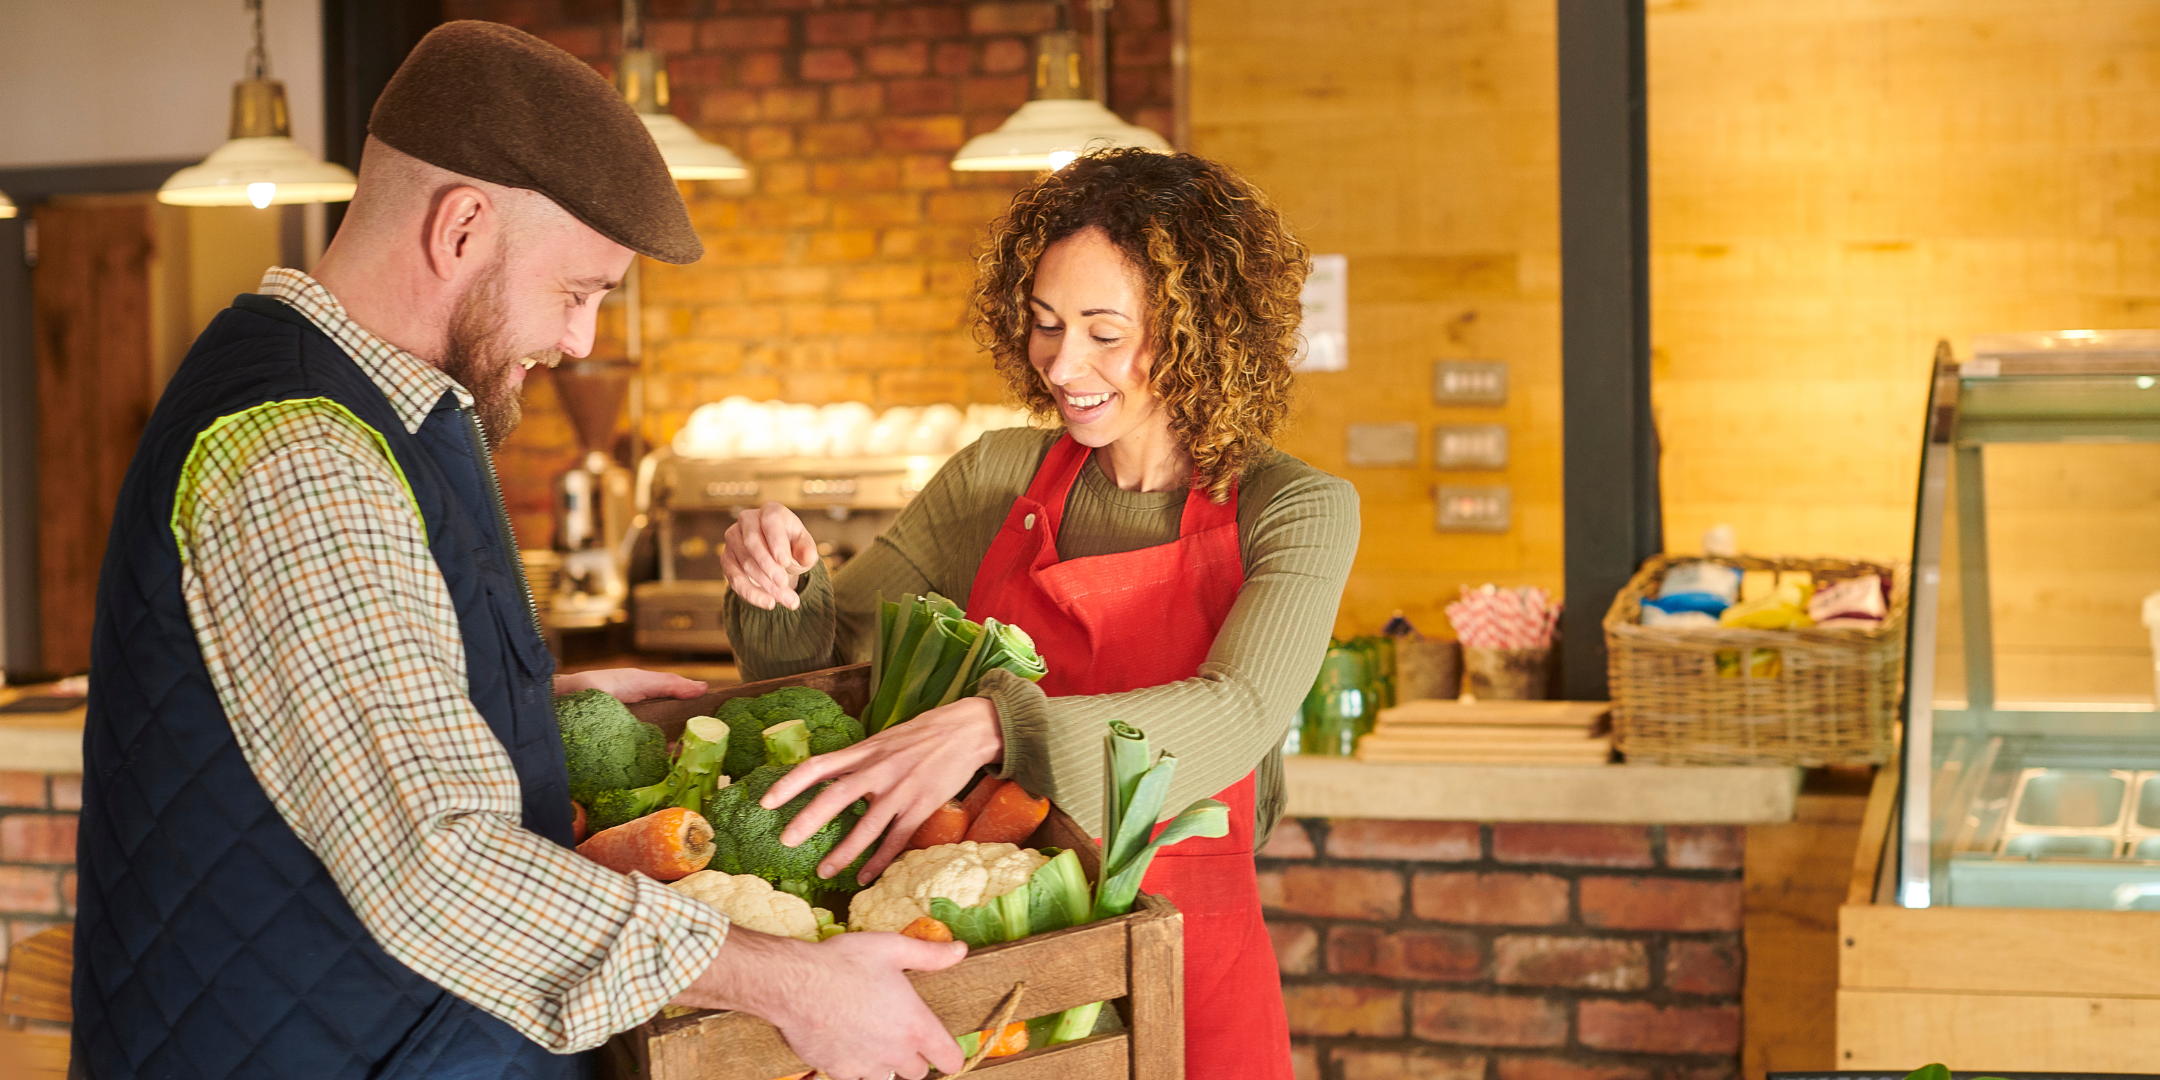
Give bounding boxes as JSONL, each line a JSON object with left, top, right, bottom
{"left": 369, "top": 20, "right": 703, "bottom": 264}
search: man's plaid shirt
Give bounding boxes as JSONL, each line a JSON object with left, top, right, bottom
{"left": 170, "top": 267, "right": 728, "bottom": 1052}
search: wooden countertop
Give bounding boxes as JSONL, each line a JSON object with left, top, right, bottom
{"left": 0, "top": 683, "right": 86, "bottom": 774}
{"left": 1282, "top": 755, "right": 1801, "bottom": 824}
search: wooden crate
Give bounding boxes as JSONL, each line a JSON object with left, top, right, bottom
{"left": 609, "top": 664, "right": 1185, "bottom": 1080}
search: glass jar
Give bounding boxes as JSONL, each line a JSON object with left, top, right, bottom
{"left": 1300, "top": 644, "right": 1371, "bottom": 756}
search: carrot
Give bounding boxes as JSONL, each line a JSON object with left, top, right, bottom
{"left": 575, "top": 807, "right": 714, "bottom": 881}
{"left": 907, "top": 799, "right": 971, "bottom": 850}
{"left": 982, "top": 1020, "right": 1027, "bottom": 1057}
{"left": 963, "top": 781, "right": 1050, "bottom": 845}
{"left": 899, "top": 916, "right": 954, "bottom": 942}
{"left": 570, "top": 800, "right": 589, "bottom": 844}
{"left": 959, "top": 776, "right": 1007, "bottom": 829}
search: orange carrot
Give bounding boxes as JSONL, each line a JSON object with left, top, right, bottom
{"left": 959, "top": 777, "right": 1007, "bottom": 830}
{"left": 570, "top": 800, "right": 589, "bottom": 844}
{"left": 899, "top": 916, "right": 954, "bottom": 942}
{"left": 982, "top": 1021, "right": 1027, "bottom": 1057}
{"left": 575, "top": 807, "right": 714, "bottom": 881}
{"left": 907, "top": 799, "right": 970, "bottom": 850}
{"left": 963, "top": 782, "right": 1050, "bottom": 845}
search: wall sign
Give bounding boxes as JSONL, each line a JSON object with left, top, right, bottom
{"left": 1296, "top": 253, "right": 1348, "bottom": 372}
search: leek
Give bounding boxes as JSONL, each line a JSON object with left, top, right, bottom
{"left": 863, "top": 593, "right": 1048, "bottom": 733}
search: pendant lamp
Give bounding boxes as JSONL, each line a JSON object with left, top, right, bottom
{"left": 951, "top": 5, "right": 1170, "bottom": 172}
{"left": 0, "top": 190, "right": 16, "bottom": 219}
{"left": 158, "top": 0, "right": 355, "bottom": 208}
{"left": 616, "top": 0, "right": 747, "bottom": 181}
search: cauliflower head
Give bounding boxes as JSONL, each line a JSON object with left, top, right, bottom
{"left": 848, "top": 841, "right": 1050, "bottom": 933}
{"left": 670, "top": 869, "right": 826, "bottom": 942}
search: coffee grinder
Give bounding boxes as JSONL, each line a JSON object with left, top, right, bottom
{"left": 547, "top": 361, "right": 636, "bottom": 629}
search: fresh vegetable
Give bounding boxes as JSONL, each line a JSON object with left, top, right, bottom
{"left": 1092, "top": 720, "right": 1231, "bottom": 920}
{"left": 925, "top": 847, "right": 1089, "bottom": 948}
{"left": 704, "top": 720, "right": 873, "bottom": 900}
{"left": 576, "top": 807, "right": 716, "bottom": 881}
{"left": 963, "top": 781, "right": 1050, "bottom": 845}
{"left": 955, "top": 1021, "right": 1027, "bottom": 1060}
{"left": 670, "top": 869, "right": 834, "bottom": 942}
{"left": 863, "top": 593, "right": 1047, "bottom": 733}
{"left": 713, "top": 686, "right": 862, "bottom": 779}
{"left": 585, "top": 715, "right": 734, "bottom": 833}
{"left": 847, "top": 841, "right": 1051, "bottom": 933}
{"left": 906, "top": 799, "right": 971, "bottom": 850}
{"left": 899, "top": 916, "right": 954, "bottom": 942}
{"left": 1045, "top": 720, "right": 1234, "bottom": 1045}
{"left": 553, "top": 689, "right": 670, "bottom": 805}
{"left": 960, "top": 776, "right": 1006, "bottom": 824}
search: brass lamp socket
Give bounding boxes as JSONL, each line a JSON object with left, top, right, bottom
{"left": 229, "top": 78, "right": 292, "bottom": 139}
{"left": 617, "top": 49, "right": 671, "bottom": 114}
{"left": 1033, "top": 29, "right": 1088, "bottom": 101}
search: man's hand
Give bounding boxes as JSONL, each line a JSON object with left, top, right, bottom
{"left": 674, "top": 928, "right": 967, "bottom": 1080}
{"left": 553, "top": 667, "right": 708, "bottom": 704}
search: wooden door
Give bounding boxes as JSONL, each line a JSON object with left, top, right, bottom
{"left": 32, "top": 198, "right": 156, "bottom": 675}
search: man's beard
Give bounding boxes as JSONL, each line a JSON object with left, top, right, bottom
{"left": 441, "top": 260, "right": 558, "bottom": 446}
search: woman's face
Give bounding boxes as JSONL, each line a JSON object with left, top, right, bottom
{"left": 1028, "top": 227, "right": 1167, "bottom": 452}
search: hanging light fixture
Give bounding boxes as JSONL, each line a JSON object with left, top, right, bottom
{"left": 158, "top": 0, "right": 355, "bottom": 208}
{"left": 951, "top": 2, "right": 1170, "bottom": 172}
{"left": 0, "top": 190, "right": 16, "bottom": 219}
{"left": 617, "top": 0, "right": 747, "bottom": 180}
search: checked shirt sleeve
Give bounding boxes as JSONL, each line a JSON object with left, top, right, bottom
{"left": 176, "top": 402, "right": 728, "bottom": 1052}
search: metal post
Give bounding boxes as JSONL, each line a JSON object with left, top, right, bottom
{"left": 1953, "top": 445, "right": 1996, "bottom": 717}
{"left": 1557, "top": 0, "right": 1659, "bottom": 700}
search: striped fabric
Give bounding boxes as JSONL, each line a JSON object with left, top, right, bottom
{"left": 169, "top": 268, "right": 728, "bottom": 1053}
{"left": 727, "top": 425, "right": 1362, "bottom": 841}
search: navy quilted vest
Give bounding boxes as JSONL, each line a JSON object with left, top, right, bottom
{"left": 73, "top": 295, "right": 585, "bottom": 1080}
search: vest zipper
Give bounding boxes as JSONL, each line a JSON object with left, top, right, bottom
{"left": 460, "top": 405, "right": 546, "bottom": 640}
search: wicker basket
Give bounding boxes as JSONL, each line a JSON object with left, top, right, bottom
{"left": 1603, "top": 554, "right": 1907, "bottom": 766}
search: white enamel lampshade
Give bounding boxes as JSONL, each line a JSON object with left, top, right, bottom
{"left": 159, "top": 79, "right": 354, "bottom": 208}
{"left": 952, "top": 98, "right": 1171, "bottom": 173}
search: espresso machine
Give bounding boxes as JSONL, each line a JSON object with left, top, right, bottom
{"left": 546, "top": 362, "right": 637, "bottom": 630}
{"left": 630, "top": 448, "right": 941, "bottom": 653}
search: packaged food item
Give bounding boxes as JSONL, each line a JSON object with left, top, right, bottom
{"left": 1657, "top": 561, "right": 1742, "bottom": 615}
{"left": 1719, "top": 580, "right": 1816, "bottom": 630}
{"left": 1808, "top": 575, "right": 1887, "bottom": 625}
{"left": 1641, "top": 605, "right": 1719, "bottom": 628}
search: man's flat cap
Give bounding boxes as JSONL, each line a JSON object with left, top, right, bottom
{"left": 370, "top": 20, "right": 703, "bottom": 264}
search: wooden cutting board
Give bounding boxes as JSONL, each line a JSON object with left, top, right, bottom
{"left": 1375, "top": 699, "right": 1610, "bottom": 729}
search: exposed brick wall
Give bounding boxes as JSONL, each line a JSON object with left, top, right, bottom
{"left": 1261, "top": 819, "right": 1744, "bottom": 1080}
{"left": 0, "top": 772, "right": 80, "bottom": 984}
{"left": 440, "top": 0, "right": 1176, "bottom": 546}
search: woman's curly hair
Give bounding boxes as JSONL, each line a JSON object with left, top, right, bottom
{"left": 970, "top": 148, "right": 1311, "bottom": 503}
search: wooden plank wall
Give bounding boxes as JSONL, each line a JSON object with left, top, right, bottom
{"left": 1648, "top": 0, "right": 2160, "bottom": 587}
{"left": 1189, "top": 0, "right": 1564, "bottom": 637}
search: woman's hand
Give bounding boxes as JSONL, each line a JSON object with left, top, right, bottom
{"left": 761, "top": 696, "right": 1006, "bottom": 884}
{"left": 721, "top": 501, "right": 821, "bottom": 611}
{"left": 553, "top": 667, "right": 707, "bottom": 704}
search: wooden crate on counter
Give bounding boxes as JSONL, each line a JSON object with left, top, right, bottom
{"left": 609, "top": 664, "right": 1185, "bottom": 1080}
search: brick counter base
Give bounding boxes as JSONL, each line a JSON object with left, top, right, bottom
{"left": 1, "top": 771, "right": 79, "bottom": 1039}
{"left": 1261, "top": 819, "right": 1742, "bottom": 1080}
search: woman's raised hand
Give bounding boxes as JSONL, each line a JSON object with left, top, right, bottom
{"left": 721, "top": 501, "right": 821, "bottom": 610}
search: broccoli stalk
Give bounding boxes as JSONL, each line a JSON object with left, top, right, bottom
{"left": 584, "top": 716, "right": 733, "bottom": 834}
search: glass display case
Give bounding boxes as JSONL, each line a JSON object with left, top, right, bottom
{"left": 1900, "top": 331, "right": 2160, "bottom": 909}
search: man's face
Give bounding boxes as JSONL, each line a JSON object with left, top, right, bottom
{"left": 442, "top": 219, "right": 635, "bottom": 444}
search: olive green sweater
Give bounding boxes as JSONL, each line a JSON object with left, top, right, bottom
{"left": 725, "top": 427, "right": 1360, "bottom": 845}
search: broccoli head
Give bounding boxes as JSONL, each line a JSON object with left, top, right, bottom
{"left": 715, "top": 687, "right": 863, "bottom": 778}
{"left": 554, "top": 688, "right": 670, "bottom": 805}
{"left": 703, "top": 719, "right": 872, "bottom": 899}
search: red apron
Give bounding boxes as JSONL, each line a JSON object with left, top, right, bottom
{"left": 965, "top": 434, "right": 1293, "bottom": 1080}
